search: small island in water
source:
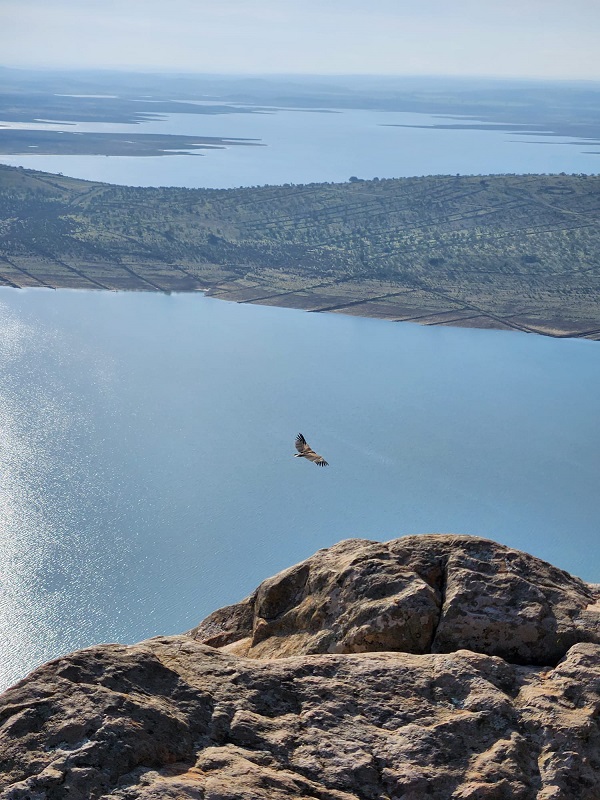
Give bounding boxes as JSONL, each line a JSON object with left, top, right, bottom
{"left": 1, "top": 164, "right": 599, "bottom": 339}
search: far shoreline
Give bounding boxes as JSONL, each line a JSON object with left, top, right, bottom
{"left": 0, "top": 280, "right": 593, "bottom": 342}
{"left": 1, "top": 165, "right": 599, "bottom": 342}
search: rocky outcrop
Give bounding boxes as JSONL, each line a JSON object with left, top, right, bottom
{"left": 191, "top": 535, "right": 600, "bottom": 666}
{"left": 1, "top": 535, "right": 599, "bottom": 800}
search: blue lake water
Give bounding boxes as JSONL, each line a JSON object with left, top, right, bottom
{"left": 0, "top": 287, "right": 598, "bottom": 690}
{"left": 1, "top": 105, "right": 598, "bottom": 187}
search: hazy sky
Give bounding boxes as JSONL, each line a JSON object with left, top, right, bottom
{"left": 1, "top": 0, "right": 599, "bottom": 79}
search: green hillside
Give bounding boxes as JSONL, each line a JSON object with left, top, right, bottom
{"left": 1, "top": 165, "right": 599, "bottom": 338}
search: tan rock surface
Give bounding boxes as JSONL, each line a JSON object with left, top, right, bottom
{"left": 191, "top": 535, "right": 600, "bottom": 665}
{"left": 1, "top": 535, "right": 599, "bottom": 800}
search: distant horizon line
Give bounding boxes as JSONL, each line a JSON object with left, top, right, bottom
{"left": 2, "top": 64, "right": 600, "bottom": 86}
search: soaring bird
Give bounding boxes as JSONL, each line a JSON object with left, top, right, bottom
{"left": 294, "top": 433, "right": 329, "bottom": 467}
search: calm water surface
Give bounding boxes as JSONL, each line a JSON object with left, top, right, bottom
{"left": 0, "top": 288, "right": 598, "bottom": 689}
{"left": 1, "top": 106, "right": 598, "bottom": 187}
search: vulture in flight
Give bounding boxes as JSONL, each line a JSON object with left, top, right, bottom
{"left": 294, "top": 433, "right": 329, "bottom": 467}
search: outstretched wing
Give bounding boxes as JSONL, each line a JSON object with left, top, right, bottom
{"left": 295, "top": 433, "right": 329, "bottom": 467}
{"left": 295, "top": 433, "right": 308, "bottom": 453}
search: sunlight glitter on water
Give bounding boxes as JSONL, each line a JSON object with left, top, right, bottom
{"left": 0, "top": 301, "right": 130, "bottom": 687}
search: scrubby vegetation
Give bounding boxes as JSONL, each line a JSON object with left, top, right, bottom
{"left": 1, "top": 164, "right": 599, "bottom": 337}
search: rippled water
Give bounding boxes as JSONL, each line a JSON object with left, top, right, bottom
{"left": 0, "top": 288, "right": 598, "bottom": 690}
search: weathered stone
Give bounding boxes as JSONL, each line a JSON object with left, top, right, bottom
{"left": 0, "top": 535, "right": 598, "bottom": 800}
{"left": 191, "top": 535, "right": 600, "bottom": 664}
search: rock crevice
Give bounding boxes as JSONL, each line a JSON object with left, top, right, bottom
{"left": 428, "top": 554, "right": 449, "bottom": 653}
